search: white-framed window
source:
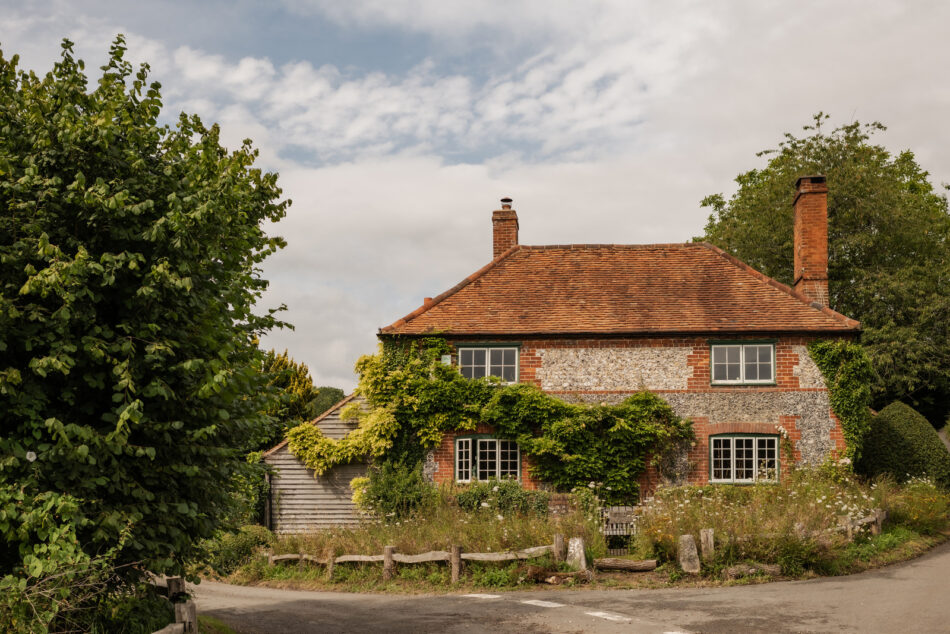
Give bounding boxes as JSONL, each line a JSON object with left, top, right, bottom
{"left": 710, "top": 436, "right": 778, "bottom": 483}
{"left": 711, "top": 343, "right": 775, "bottom": 384}
{"left": 455, "top": 437, "right": 520, "bottom": 482}
{"left": 458, "top": 347, "right": 518, "bottom": 382}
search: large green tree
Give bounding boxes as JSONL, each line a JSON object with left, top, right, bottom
{"left": 0, "top": 37, "right": 289, "bottom": 577}
{"left": 701, "top": 114, "right": 950, "bottom": 423}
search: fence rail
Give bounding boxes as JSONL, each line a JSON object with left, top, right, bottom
{"left": 266, "top": 538, "right": 566, "bottom": 583}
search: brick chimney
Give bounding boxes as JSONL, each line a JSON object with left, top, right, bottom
{"left": 793, "top": 175, "right": 829, "bottom": 306}
{"left": 492, "top": 197, "right": 518, "bottom": 258}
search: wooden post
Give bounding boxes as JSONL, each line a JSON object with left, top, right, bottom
{"left": 166, "top": 576, "right": 186, "bottom": 600}
{"left": 553, "top": 534, "right": 565, "bottom": 562}
{"left": 326, "top": 556, "right": 335, "bottom": 581}
{"left": 174, "top": 600, "right": 197, "bottom": 633}
{"left": 838, "top": 515, "right": 853, "bottom": 541}
{"left": 699, "top": 528, "right": 714, "bottom": 562}
{"left": 872, "top": 509, "right": 885, "bottom": 536}
{"left": 450, "top": 545, "right": 463, "bottom": 584}
{"left": 383, "top": 545, "right": 396, "bottom": 581}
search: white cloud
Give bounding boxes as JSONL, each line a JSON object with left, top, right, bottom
{"left": 2, "top": 0, "right": 949, "bottom": 389}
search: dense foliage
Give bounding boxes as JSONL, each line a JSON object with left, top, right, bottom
{"left": 257, "top": 349, "right": 343, "bottom": 451}
{"left": 351, "top": 459, "right": 438, "bottom": 519}
{"left": 288, "top": 338, "right": 693, "bottom": 504}
{"left": 454, "top": 479, "right": 550, "bottom": 516}
{"left": 0, "top": 38, "right": 287, "bottom": 578}
{"left": 701, "top": 114, "right": 950, "bottom": 423}
{"left": 808, "top": 340, "right": 875, "bottom": 460}
{"left": 857, "top": 402, "right": 950, "bottom": 488}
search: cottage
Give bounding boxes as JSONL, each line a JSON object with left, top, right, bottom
{"left": 265, "top": 176, "right": 859, "bottom": 531}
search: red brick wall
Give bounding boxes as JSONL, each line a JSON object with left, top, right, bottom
{"left": 429, "top": 423, "right": 542, "bottom": 489}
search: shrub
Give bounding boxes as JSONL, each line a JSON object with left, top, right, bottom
{"left": 199, "top": 525, "right": 276, "bottom": 576}
{"left": 358, "top": 460, "right": 438, "bottom": 519}
{"left": 857, "top": 402, "right": 950, "bottom": 488}
{"left": 455, "top": 479, "right": 549, "bottom": 515}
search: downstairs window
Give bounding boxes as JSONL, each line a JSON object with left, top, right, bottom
{"left": 710, "top": 435, "right": 778, "bottom": 483}
{"left": 455, "top": 437, "right": 520, "bottom": 482}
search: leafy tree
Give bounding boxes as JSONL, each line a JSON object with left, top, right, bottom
{"left": 257, "top": 349, "right": 345, "bottom": 450}
{"left": 312, "top": 385, "right": 345, "bottom": 417}
{"left": 701, "top": 114, "right": 950, "bottom": 422}
{"left": 0, "top": 37, "right": 288, "bottom": 577}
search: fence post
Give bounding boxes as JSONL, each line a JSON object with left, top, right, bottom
{"left": 174, "top": 600, "right": 197, "bottom": 633}
{"left": 326, "top": 555, "right": 335, "bottom": 581}
{"left": 451, "top": 545, "right": 463, "bottom": 584}
{"left": 699, "top": 528, "right": 714, "bottom": 562}
{"left": 553, "top": 534, "right": 565, "bottom": 563}
{"left": 383, "top": 545, "right": 396, "bottom": 581}
{"left": 838, "top": 515, "right": 853, "bottom": 541}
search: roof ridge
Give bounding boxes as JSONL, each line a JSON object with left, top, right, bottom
{"left": 262, "top": 392, "right": 358, "bottom": 457}
{"left": 379, "top": 244, "right": 525, "bottom": 334}
{"left": 697, "top": 242, "right": 860, "bottom": 329}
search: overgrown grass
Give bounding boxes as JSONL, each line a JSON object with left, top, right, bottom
{"left": 633, "top": 464, "right": 950, "bottom": 576}
{"left": 269, "top": 484, "right": 603, "bottom": 561}
{"left": 221, "top": 468, "right": 949, "bottom": 592}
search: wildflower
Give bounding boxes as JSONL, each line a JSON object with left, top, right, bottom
{"left": 481, "top": 502, "right": 489, "bottom": 508}
{"left": 496, "top": 514, "right": 504, "bottom": 521}
{"left": 492, "top": 486, "right": 499, "bottom": 492}
{"left": 25, "top": 451, "right": 36, "bottom": 462}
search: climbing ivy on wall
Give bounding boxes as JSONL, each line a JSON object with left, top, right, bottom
{"left": 286, "top": 338, "right": 693, "bottom": 504}
{"left": 808, "top": 340, "right": 876, "bottom": 461}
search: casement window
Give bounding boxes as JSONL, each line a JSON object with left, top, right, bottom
{"left": 711, "top": 343, "right": 775, "bottom": 384}
{"left": 455, "top": 437, "right": 520, "bottom": 482}
{"left": 458, "top": 347, "right": 518, "bottom": 382}
{"left": 710, "top": 435, "right": 779, "bottom": 483}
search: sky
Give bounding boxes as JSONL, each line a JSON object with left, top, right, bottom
{"left": 2, "top": 0, "right": 949, "bottom": 390}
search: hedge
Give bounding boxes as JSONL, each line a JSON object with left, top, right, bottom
{"left": 857, "top": 402, "right": 950, "bottom": 488}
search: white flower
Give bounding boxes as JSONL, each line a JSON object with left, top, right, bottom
{"left": 481, "top": 502, "right": 489, "bottom": 508}
{"left": 496, "top": 514, "right": 504, "bottom": 521}
{"left": 492, "top": 486, "right": 499, "bottom": 492}
{"left": 25, "top": 451, "right": 36, "bottom": 463}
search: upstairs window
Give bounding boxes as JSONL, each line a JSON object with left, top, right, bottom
{"left": 710, "top": 435, "right": 778, "bottom": 483}
{"left": 456, "top": 437, "right": 520, "bottom": 482}
{"left": 458, "top": 347, "right": 518, "bottom": 382}
{"left": 711, "top": 343, "right": 774, "bottom": 384}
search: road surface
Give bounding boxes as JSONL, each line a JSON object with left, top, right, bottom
{"left": 194, "top": 539, "right": 950, "bottom": 633}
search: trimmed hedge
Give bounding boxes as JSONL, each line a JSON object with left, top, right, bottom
{"left": 857, "top": 402, "right": 950, "bottom": 488}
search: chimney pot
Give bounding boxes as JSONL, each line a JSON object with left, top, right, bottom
{"left": 501, "top": 197, "right": 512, "bottom": 210}
{"left": 793, "top": 175, "right": 829, "bottom": 306}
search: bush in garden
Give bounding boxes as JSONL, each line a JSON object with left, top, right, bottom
{"left": 857, "top": 402, "right": 950, "bottom": 488}
{"left": 199, "top": 524, "right": 276, "bottom": 576}
{"left": 455, "top": 479, "right": 549, "bottom": 515}
{"left": 357, "top": 459, "right": 438, "bottom": 519}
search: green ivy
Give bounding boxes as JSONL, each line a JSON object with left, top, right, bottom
{"left": 287, "top": 339, "right": 693, "bottom": 504}
{"left": 808, "top": 340, "right": 875, "bottom": 461}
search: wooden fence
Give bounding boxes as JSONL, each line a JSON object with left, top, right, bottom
{"left": 267, "top": 539, "right": 565, "bottom": 583}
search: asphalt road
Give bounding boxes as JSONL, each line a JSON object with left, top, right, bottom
{"left": 194, "top": 539, "right": 950, "bottom": 633}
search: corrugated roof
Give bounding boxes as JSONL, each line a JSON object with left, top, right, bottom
{"left": 380, "top": 243, "right": 859, "bottom": 335}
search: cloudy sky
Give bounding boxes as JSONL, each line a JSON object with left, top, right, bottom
{"left": 2, "top": 1, "right": 948, "bottom": 390}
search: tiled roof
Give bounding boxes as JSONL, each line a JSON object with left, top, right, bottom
{"left": 380, "top": 243, "right": 859, "bottom": 335}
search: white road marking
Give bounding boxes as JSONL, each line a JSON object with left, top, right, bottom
{"left": 520, "top": 599, "right": 565, "bottom": 608}
{"left": 585, "top": 610, "right": 632, "bottom": 623}
{"left": 462, "top": 593, "right": 502, "bottom": 599}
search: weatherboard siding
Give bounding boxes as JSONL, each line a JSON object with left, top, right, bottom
{"left": 264, "top": 398, "right": 367, "bottom": 534}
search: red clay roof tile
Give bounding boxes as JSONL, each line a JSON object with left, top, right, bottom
{"left": 380, "top": 243, "right": 859, "bottom": 335}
